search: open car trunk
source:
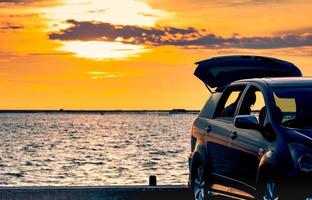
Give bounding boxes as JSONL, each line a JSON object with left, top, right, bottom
{"left": 194, "top": 55, "right": 302, "bottom": 89}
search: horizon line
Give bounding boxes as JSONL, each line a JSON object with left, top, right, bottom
{"left": 0, "top": 109, "right": 200, "bottom": 113}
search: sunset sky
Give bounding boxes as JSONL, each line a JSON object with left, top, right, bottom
{"left": 1, "top": 0, "right": 312, "bottom": 110}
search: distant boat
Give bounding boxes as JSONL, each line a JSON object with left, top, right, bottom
{"left": 168, "top": 109, "right": 187, "bottom": 114}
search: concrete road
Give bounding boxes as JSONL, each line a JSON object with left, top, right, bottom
{"left": 0, "top": 185, "right": 247, "bottom": 200}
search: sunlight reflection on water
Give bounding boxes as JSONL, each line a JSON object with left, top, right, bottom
{"left": 0, "top": 113, "right": 196, "bottom": 186}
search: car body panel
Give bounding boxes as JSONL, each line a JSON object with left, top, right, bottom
{"left": 229, "top": 127, "right": 263, "bottom": 186}
{"left": 194, "top": 55, "right": 302, "bottom": 88}
{"left": 205, "top": 119, "right": 234, "bottom": 177}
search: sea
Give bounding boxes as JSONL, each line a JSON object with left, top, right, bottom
{"left": 0, "top": 113, "right": 196, "bottom": 186}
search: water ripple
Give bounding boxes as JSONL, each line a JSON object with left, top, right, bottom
{"left": 0, "top": 113, "right": 196, "bottom": 186}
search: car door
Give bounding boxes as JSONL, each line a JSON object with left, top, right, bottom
{"left": 229, "top": 85, "right": 266, "bottom": 188}
{"left": 205, "top": 85, "right": 247, "bottom": 179}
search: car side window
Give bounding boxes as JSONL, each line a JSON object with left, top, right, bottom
{"left": 238, "top": 86, "right": 265, "bottom": 122}
{"left": 213, "top": 85, "right": 246, "bottom": 120}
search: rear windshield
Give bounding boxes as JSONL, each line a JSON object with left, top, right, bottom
{"left": 273, "top": 88, "right": 312, "bottom": 129}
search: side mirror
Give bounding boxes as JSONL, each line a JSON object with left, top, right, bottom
{"left": 234, "top": 115, "right": 259, "bottom": 130}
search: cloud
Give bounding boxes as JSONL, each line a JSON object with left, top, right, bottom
{"left": 0, "top": 22, "right": 23, "bottom": 30}
{"left": 171, "top": 34, "right": 312, "bottom": 49}
{"left": 49, "top": 20, "right": 312, "bottom": 49}
{"left": 0, "top": 51, "right": 22, "bottom": 63}
{"left": 0, "top": 0, "right": 56, "bottom": 6}
{"left": 0, "top": 0, "right": 34, "bottom": 2}
{"left": 27, "top": 52, "right": 73, "bottom": 56}
{"left": 0, "top": 51, "right": 71, "bottom": 63}
{"left": 86, "top": 71, "right": 124, "bottom": 79}
{"left": 0, "top": 25, "right": 23, "bottom": 30}
{"left": 49, "top": 19, "right": 203, "bottom": 44}
{"left": 0, "top": 0, "right": 45, "bottom": 2}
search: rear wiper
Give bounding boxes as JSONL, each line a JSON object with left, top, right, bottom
{"left": 205, "top": 84, "right": 214, "bottom": 93}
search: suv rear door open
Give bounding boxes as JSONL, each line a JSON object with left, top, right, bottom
{"left": 194, "top": 55, "right": 302, "bottom": 89}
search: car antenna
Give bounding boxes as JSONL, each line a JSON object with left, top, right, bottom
{"left": 205, "top": 84, "right": 214, "bottom": 94}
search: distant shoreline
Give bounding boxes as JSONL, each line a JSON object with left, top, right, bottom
{"left": 0, "top": 109, "right": 200, "bottom": 114}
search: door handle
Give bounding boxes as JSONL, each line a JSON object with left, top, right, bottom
{"left": 231, "top": 132, "right": 237, "bottom": 140}
{"left": 205, "top": 125, "right": 212, "bottom": 133}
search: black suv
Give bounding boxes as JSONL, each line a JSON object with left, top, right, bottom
{"left": 189, "top": 55, "right": 312, "bottom": 200}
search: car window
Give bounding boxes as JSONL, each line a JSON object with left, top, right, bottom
{"left": 273, "top": 88, "right": 312, "bottom": 129}
{"left": 239, "top": 86, "right": 265, "bottom": 122}
{"left": 273, "top": 93, "right": 296, "bottom": 124}
{"left": 224, "top": 91, "right": 241, "bottom": 108}
{"left": 213, "top": 85, "right": 246, "bottom": 119}
{"left": 273, "top": 93, "right": 296, "bottom": 113}
{"left": 199, "top": 92, "right": 222, "bottom": 119}
{"left": 252, "top": 91, "right": 265, "bottom": 115}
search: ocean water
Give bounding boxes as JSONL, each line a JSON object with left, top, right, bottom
{"left": 0, "top": 113, "right": 196, "bottom": 186}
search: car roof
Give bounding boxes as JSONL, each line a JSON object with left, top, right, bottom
{"left": 234, "top": 77, "right": 312, "bottom": 88}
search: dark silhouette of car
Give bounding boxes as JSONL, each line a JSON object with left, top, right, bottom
{"left": 189, "top": 55, "right": 312, "bottom": 200}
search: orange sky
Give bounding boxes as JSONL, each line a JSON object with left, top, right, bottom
{"left": 1, "top": 0, "right": 312, "bottom": 110}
